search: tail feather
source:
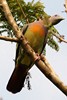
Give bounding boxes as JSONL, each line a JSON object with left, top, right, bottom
{"left": 6, "top": 64, "right": 28, "bottom": 93}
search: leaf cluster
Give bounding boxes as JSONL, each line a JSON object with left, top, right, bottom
{"left": 0, "top": 0, "right": 61, "bottom": 51}
{"left": 0, "top": 0, "right": 45, "bottom": 36}
{"left": 47, "top": 26, "right": 60, "bottom": 51}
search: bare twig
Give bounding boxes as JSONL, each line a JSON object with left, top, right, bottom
{"left": 52, "top": 32, "right": 67, "bottom": 43}
{"left": 0, "top": 0, "right": 67, "bottom": 96}
{"left": 0, "top": 35, "right": 19, "bottom": 42}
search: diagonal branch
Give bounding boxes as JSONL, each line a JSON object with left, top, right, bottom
{"left": 37, "top": 54, "right": 67, "bottom": 95}
{"left": 0, "top": 0, "right": 67, "bottom": 96}
{"left": 0, "top": 0, "right": 22, "bottom": 39}
{"left": 53, "top": 32, "right": 67, "bottom": 43}
{"left": 48, "top": 29, "right": 67, "bottom": 43}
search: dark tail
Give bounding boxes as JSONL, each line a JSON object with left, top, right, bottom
{"left": 6, "top": 64, "right": 28, "bottom": 93}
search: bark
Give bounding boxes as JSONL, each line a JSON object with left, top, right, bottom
{"left": 0, "top": 0, "right": 67, "bottom": 96}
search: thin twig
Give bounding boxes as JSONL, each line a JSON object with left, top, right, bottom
{"left": 16, "top": 0, "right": 29, "bottom": 23}
{"left": 52, "top": 32, "right": 67, "bottom": 43}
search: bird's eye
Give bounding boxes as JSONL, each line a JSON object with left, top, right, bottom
{"left": 55, "top": 15, "right": 58, "bottom": 17}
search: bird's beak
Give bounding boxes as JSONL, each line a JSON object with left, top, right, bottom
{"left": 49, "top": 15, "right": 64, "bottom": 25}
{"left": 58, "top": 16, "right": 64, "bottom": 21}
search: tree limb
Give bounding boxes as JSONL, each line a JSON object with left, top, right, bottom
{"left": 36, "top": 55, "right": 67, "bottom": 96}
{"left": 0, "top": 35, "right": 19, "bottom": 42}
{"left": 0, "top": 0, "right": 67, "bottom": 96}
{"left": 0, "top": 0, "right": 22, "bottom": 38}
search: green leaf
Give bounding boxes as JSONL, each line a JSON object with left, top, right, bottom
{"left": 0, "top": 0, "right": 61, "bottom": 51}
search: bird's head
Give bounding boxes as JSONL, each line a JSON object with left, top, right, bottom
{"left": 49, "top": 14, "right": 64, "bottom": 26}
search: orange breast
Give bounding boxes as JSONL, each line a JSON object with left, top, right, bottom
{"left": 29, "top": 21, "right": 46, "bottom": 36}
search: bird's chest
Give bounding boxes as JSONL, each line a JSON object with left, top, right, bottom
{"left": 24, "top": 24, "right": 46, "bottom": 53}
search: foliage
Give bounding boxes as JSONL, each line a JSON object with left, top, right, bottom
{"left": 0, "top": 0, "right": 60, "bottom": 51}
{"left": 47, "top": 26, "right": 60, "bottom": 51}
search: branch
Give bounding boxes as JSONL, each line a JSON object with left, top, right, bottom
{"left": 40, "top": 54, "right": 56, "bottom": 73}
{"left": 52, "top": 32, "right": 67, "bottom": 43}
{"left": 64, "top": 0, "right": 67, "bottom": 13}
{"left": 0, "top": 0, "right": 22, "bottom": 38}
{"left": 0, "top": 35, "right": 19, "bottom": 42}
{"left": 48, "top": 30, "right": 67, "bottom": 43}
{"left": 0, "top": 0, "right": 67, "bottom": 96}
{"left": 37, "top": 54, "right": 67, "bottom": 95}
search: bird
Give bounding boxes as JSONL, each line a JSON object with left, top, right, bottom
{"left": 6, "top": 15, "right": 63, "bottom": 93}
